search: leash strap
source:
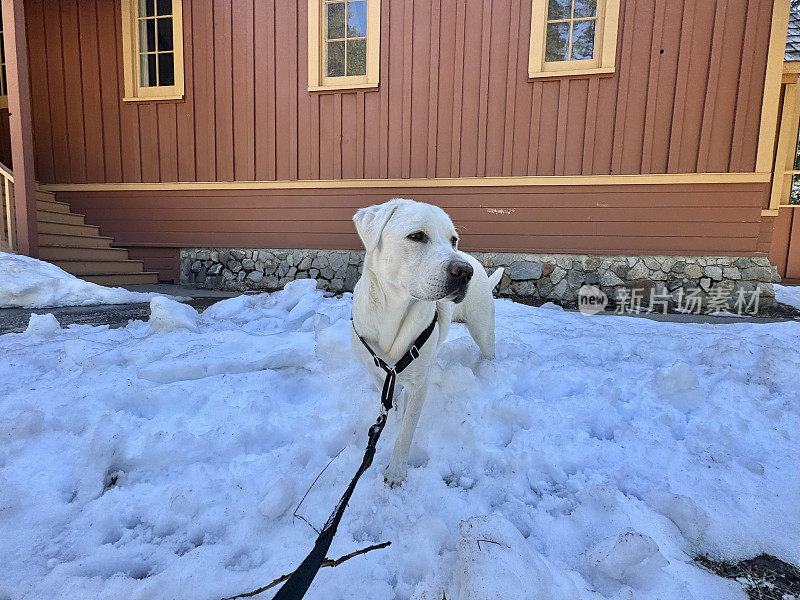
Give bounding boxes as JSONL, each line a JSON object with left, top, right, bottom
{"left": 272, "top": 312, "right": 438, "bottom": 600}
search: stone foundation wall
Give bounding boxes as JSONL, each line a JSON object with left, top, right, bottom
{"left": 181, "top": 248, "right": 779, "bottom": 308}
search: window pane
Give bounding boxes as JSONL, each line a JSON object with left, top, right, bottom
{"left": 791, "top": 174, "right": 800, "bottom": 205}
{"left": 156, "top": 0, "right": 171, "bottom": 16}
{"left": 347, "top": 1, "right": 368, "bottom": 38}
{"left": 547, "top": 0, "right": 570, "bottom": 20}
{"left": 327, "top": 40, "right": 345, "bottom": 76}
{"left": 573, "top": 0, "right": 597, "bottom": 18}
{"left": 327, "top": 2, "right": 346, "bottom": 39}
{"left": 140, "top": 53, "right": 157, "bottom": 87}
{"left": 545, "top": 21, "right": 570, "bottom": 62}
{"left": 138, "top": 0, "right": 155, "bottom": 18}
{"left": 158, "top": 52, "right": 174, "bottom": 86}
{"left": 571, "top": 19, "right": 595, "bottom": 60}
{"left": 346, "top": 38, "right": 367, "bottom": 76}
{"left": 157, "top": 17, "right": 173, "bottom": 51}
{"left": 140, "top": 19, "right": 156, "bottom": 52}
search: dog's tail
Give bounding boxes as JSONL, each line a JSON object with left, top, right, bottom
{"left": 488, "top": 267, "right": 504, "bottom": 290}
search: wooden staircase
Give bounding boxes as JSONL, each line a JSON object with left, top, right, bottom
{"left": 36, "top": 190, "right": 158, "bottom": 285}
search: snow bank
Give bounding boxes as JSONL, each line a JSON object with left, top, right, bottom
{"left": 0, "top": 281, "right": 797, "bottom": 600}
{"left": 774, "top": 284, "right": 800, "bottom": 310}
{"left": 0, "top": 252, "right": 161, "bottom": 308}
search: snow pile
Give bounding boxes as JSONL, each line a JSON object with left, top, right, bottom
{"left": 0, "top": 252, "right": 161, "bottom": 308}
{"left": 586, "top": 528, "right": 669, "bottom": 591}
{"left": 774, "top": 284, "right": 800, "bottom": 309}
{"left": 450, "top": 514, "right": 579, "bottom": 600}
{"left": 23, "top": 312, "right": 61, "bottom": 336}
{"left": 147, "top": 296, "right": 199, "bottom": 334}
{"left": 0, "top": 279, "right": 797, "bottom": 600}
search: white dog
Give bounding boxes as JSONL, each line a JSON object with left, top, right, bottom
{"left": 351, "top": 198, "right": 503, "bottom": 487}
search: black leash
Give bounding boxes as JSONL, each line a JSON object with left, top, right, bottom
{"left": 272, "top": 312, "right": 438, "bottom": 600}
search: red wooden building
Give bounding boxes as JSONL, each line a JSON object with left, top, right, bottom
{"left": 0, "top": 0, "right": 797, "bottom": 297}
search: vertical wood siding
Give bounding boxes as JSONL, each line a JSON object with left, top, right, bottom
{"left": 25, "top": 0, "right": 774, "bottom": 184}
{"left": 767, "top": 207, "right": 800, "bottom": 281}
{"left": 0, "top": 109, "right": 12, "bottom": 167}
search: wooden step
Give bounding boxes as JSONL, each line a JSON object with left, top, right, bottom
{"left": 38, "top": 233, "right": 114, "bottom": 248}
{"left": 37, "top": 209, "right": 85, "bottom": 225}
{"left": 81, "top": 272, "right": 159, "bottom": 286}
{"left": 38, "top": 221, "right": 102, "bottom": 237}
{"left": 53, "top": 259, "right": 148, "bottom": 275}
{"left": 39, "top": 245, "right": 130, "bottom": 261}
{"left": 36, "top": 198, "right": 71, "bottom": 213}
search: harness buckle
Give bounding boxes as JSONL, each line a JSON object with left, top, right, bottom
{"left": 409, "top": 345, "right": 419, "bottom": 360}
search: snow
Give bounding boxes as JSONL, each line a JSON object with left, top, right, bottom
{"left": 147, "top": 296, "right": 199, "bottom": 334}
{"left": 774, "top": 284, "right": 800, "bottom": 310}
{"left": 0, "top": 252, "right": 164, "bottom": 308}
{"left": 23, "top": 312, "right": 61, "bottom": 337}
{"left": 0, "top": 279, "right": 797, "bottom": 600}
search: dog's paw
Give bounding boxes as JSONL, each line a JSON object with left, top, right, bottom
{"left": 383, "top": 466, "right": 406, "bottom": 488}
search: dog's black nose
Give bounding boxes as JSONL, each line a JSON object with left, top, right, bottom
{"left": 448, "top": 260, "right": 474, "bottom": 281}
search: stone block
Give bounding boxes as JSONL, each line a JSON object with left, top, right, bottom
{"left": 509, "top": 260, "right": 542, "bottom": 280}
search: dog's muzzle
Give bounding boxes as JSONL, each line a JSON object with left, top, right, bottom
{"left": 445, "top": 259, "right": 473, "bottom": 303}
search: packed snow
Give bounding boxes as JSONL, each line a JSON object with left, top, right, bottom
{"left": 774, "top": 283, "right": 800, "bottom": 310}
{"left": 0, "top": 279, "right": 797, "bottom": 600}
{"left": 0, "top": 252, "right": 162, "bottom": 308}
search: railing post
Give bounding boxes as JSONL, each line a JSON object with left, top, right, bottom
{"left": 1, "top": 0, "right": 37, "bottom": 257}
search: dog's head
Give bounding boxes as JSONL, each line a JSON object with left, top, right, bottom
{"left": 353, "top": 198, "right": 473, "bottom": 303}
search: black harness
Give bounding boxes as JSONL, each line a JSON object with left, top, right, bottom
{"left": 272, "top": 312, "right": 438, "bottom": 600}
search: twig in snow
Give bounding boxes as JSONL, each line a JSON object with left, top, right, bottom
{"left": 476, "top": 538, "right": 509, "bottom": 551}
{"left": 292, "top": 447, "right": 345, "bottom": 535}
{"left": 219, "top": 541, "right": 391, "bottom": 600}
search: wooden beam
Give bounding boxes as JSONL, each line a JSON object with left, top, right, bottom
{"left": 756, "top": 0, "right": 791, "bottom": 174}
{"left": 2, "top": 0, "right": 38, "bottom": 257}
{"left": 39, "top": 171, "right": 771, "bottom": 193}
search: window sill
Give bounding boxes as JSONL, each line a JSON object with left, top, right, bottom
{"left": 528, "top": 67, "right": 615, "bottom": 80}
{"left": 308, "top": 83, "right": 379, "bottom": 93}
{"left": 123, "top": 95, "right": 185, "bottom": 103}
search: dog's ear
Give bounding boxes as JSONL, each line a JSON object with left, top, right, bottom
{"left": 353, "top": 199, "right": 401, "bottom": 252}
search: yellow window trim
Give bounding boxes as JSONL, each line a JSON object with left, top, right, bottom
{"left": 308, "top": 0, "right": 381, "bottom": 92}
{"left": 121, "top": 0, "right": 185, "bottom": 102}
{"left": 0, "top": 97, "right": 7, "bottom": 110}
{"left": 528, "top": 0, "right": 620, "bottom": 79}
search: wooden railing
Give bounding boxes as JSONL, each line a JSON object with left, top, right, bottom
{"left": 0, "top": 161, "right": 14, "bottom": 251}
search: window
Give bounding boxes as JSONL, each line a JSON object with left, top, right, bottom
{"left": 0, "top": 11, "right": 7, "bottom": 109}
{"left": 528, "top": 0, "right": 620, "bottom": 78}
{"left": 121, "top": 0, "right": 184, "bottom": 101}
{"left": 768, "top": 77, "right": 800, "bottom": 211}
{"left": 308, "top": 0, "right": 380, "bottom": 91}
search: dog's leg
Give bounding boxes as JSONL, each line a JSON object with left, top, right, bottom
{"left": 384, "top": 379, "right": 428, "bottom": 487}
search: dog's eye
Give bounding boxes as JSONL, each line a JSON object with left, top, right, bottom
{"left": 407, "top": 231, "right": 427, "bottom": 242}
{"left": 451, "top": 237, "right": 458, "bottom": 247}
